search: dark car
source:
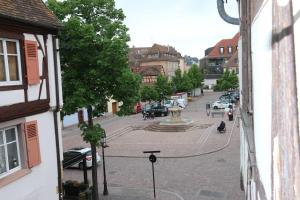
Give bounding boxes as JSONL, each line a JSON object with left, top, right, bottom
{"left": 229, "top": 91, "right": 240, "bottom": 100}
{"left": 142, "top": 103, "right": 169, "bottom": 117}
{"left": 219, "top": 93, "right": 237, "bottom": 103}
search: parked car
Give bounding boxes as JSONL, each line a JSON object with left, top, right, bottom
{"left": 227, "top": 91, "right": 240, "bottom": 100}
{"left": 176, "top": 99, "right": 186, "bottom": 108}
{"left": 164, "top": 99, "right": 174, "bottom": 108}
{"left": 212, "top": 100, "right": 233, "bottom": 109}
{"left": 142, "top": 102, "right": 169, "bottom": 117}
{"left": 219, "top": 94, "right": 237, "bottom": 103}
{"left": 63, "top": 147, "right": 101, "bottom": 170}
{"left": 164, "top": 99, "right": 186, "bottom": 108}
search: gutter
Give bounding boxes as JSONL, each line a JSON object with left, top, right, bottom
{"left": 217, "top": 0, "right": 240, "bottom": 25}
{"left": 52, "top": 35, "right": 63, "bottom": 200}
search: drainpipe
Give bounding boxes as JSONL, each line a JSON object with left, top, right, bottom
{"left": 217, "top": 0, "right": 240, "bottom": 25}
{"left": 52, "top": 35, "right": 63, "bottom": 200}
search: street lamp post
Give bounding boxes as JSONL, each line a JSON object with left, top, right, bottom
{"left": 100, "top": 136, "right": 109, "bottom": 196}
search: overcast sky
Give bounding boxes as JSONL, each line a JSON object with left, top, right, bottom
{"left": 114, "top": 0, "right": 240, "bottom": 58}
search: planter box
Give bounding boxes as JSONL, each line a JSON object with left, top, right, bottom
{"left": 63, "top": 181, "right": 92, "bottom": 200}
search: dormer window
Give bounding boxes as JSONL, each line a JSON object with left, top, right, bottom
{"left": 228, "top": 46, "right": 232, "bottom": 54}
{"left": 219, "top": 47, "right": 224, "bottom": 55}
{"left": 0, "top": 39, "right": 22, "bottom": 86}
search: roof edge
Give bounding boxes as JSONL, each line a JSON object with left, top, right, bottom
{"left": 0, "top": 13, "right": 63, "bottom": 31}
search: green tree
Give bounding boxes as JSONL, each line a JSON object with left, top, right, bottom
{"left": 140, "top": 85, "right": 158, "bottom": 103}
{"left": 172, "top": 69, "right": 192, "bottom": 93}
{"left": 154, "top": 74, "right": 172, "bottom": 102}
{"left": 47, "top": 0, "right": 139, "bottom": 199}
{"left": 214, "top": 70, "right": 239, "bottom": 91}
{"left": 114, "top": 69, "right": 142, "bottom": 115}
{"left": 187, "top": 64, "right": 204, "bottom": 96}
{"left": 181, "top": 72, "right": 193, "bottom": 92}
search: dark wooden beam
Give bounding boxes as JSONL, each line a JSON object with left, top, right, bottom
{"left": 0, "top": 100, "right": 50, "bottom": 123}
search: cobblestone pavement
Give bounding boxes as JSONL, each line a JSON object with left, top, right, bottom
{"left": 62, "top": 92, "right": 244, "bottom": 200}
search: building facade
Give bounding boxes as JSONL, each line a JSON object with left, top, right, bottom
{"left": 225, "top": 0, "right": 300, "bottom": 199}
{"left": 200, "top": 33, "right": 239, "bottom": 89}
{"left": 129, "top": 43, "right": 182, "bottom": 81}
{"left": 0, "top": 1, "right": 64, "bottom": 199}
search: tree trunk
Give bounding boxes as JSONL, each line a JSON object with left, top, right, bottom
{"left": 78, "top": 109, "right": 84, "bottom": 127}
{"left": 87, "top": 106, "right": 99, "bottom": 200}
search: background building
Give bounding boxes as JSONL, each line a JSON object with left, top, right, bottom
{"left": 129, "top": 43, "right": 182, "bottom": 80}
{"left": 200, "top": 33, "right": 239, "bottom": 89}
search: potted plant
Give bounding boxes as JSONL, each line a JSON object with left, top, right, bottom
{"left": 63, "top": 180, "right": 92, "bottom": 200}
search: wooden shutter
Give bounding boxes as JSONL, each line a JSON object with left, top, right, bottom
{"left": 24, "top": 120, "right": 41, "bottom": 168}
{"left": 25, "top": 40, "right": 39, "bottom": 85}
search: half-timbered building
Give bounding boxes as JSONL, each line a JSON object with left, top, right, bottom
{"left": 0, "top": 0, "right": 63, "bottom": 199}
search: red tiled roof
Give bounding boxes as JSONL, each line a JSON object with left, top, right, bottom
{"left": 208, "top": 32, "right": 240, "bottom": 58}
{"left": 149, "top": 43, "right": 181, "bottom": 57}
{"left": 131, "top": 65, "right": 165, "bottom": 76}
{"left": 0, "top": 0, "right": 63, "bottom": 30}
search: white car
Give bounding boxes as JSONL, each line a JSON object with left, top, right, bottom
{"left": 165, "top": 99, "right": 186, "bottom": 108}
{"left": 164, "top": 100, "right": 174, "bottom": 108}
{"left": 64, "top": 147, "right": 101, "bottom": 169}
{"left": 212, "top": 100, "right": 233, "bottom": 109}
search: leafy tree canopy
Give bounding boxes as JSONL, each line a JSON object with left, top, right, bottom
{"left": 140, "top": 85, "right": 158, "bottom": 103}
{"left": 171, "top": 69, "right": 193, "bottom": 93}
{"left": 47, "top": 0, "right": 140, "bottom": 116}
{"left": 154, "top": 74, "right": 172, "bottom": 101}
{"left": 187, "top": 64, "right": 204, "bottom": 88}
{"left": 214, "top": 70, "right": 239, "bottom": 91}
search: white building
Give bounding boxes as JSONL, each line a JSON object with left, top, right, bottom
{"left": 0, "top": 0, "right": 64, "bottom": 199}
{"left": 218, "top": 0, "right": 300, "bottom": 199}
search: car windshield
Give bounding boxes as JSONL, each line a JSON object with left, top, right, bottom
{"left": 165, "top": 100, "right": 172, "bottom": 104}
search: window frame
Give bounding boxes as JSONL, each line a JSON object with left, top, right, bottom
{"left": 219, "top": 47, "right": 224, "bottom": 55}
{"left": 0, "top": 126, "right": 21, "bottom": 179}
{"left": 228, "top": 46, "right": 233, "bottom": 54}
{"left": 0, "top": 38, "right": 22, "bottom": 86}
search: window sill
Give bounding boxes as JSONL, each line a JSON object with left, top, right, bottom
{"left": 0, "top": 169, "right": 31, "bottom": 188}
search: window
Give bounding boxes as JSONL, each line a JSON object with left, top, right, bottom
{"left": 0, "top": 39, "right": 22, "bottom": 86}
{"left": 0, "top": 126, "right": 21, "bottom": 178}
{"left": 219, "top": 47, "right": 224, "bottom": 55}
{"left": 0, "top": 121, "right": 41, "bottom": 180}
{"left": 228, "top": 46, "right": 232, "bottom": 54}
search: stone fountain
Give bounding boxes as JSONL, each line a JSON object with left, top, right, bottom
{"left": 159, "top": 103, "right": 193, "bottom": 126}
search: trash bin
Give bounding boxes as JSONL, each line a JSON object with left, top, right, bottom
{"left": 228, "top": 108, "right": 233, "bottom": 121}
{"left": 206, "top": 103, "right": 210, "bottom": 110}
{"left": 206, "top": 103, "right": 211, "bottom": 116}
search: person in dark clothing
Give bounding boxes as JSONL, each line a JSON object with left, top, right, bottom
{"left": 217, "top": 121, "right": 226, "bottom": 133}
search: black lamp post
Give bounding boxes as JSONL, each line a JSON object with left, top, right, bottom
{"left": 100, "top": 136, "right": 109, "bottom": 195}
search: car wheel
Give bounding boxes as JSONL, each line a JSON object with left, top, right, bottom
{"left": 213, "top": 106, "right": 218, "bottom": 109}
{"left": 79, "top": 162, "right": 84, "bottom": 170}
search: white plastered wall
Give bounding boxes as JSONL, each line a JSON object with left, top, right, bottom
{"left": 0, "top": 112, "right": 58, "bottom": 200}
{"left": 251, "top": 0, "right": 272, "bottom": 199}
{"left": 0, "top": 90, "right": 24, "bottom": 106}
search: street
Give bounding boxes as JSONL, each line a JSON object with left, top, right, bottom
{"left": 62, "top": 92, "right": 244, "bottom": 200}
